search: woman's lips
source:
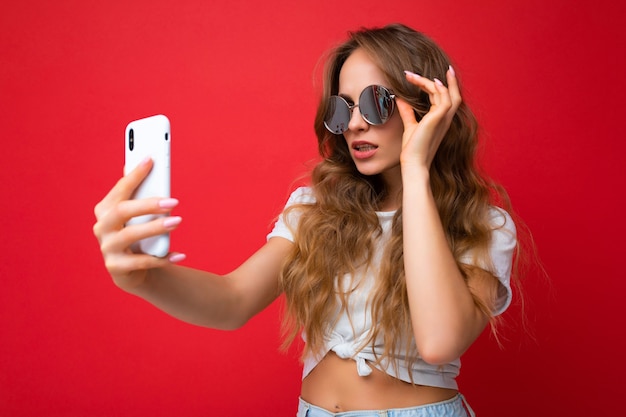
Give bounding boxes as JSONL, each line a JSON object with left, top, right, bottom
{"left": 352, "top": 141, "right": 378, "bottom": 159}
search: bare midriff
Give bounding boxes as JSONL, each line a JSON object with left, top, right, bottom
{"left": 300, "top": 351, "right": 458, "bottom": 412}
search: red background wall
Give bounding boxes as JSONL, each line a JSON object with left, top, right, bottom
{"left": 1, "top": 0, "right": 624, "bottom": 415}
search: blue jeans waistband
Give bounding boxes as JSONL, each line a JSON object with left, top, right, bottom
{"left": 296, "top": 394, "right": 475, "bottom": 417}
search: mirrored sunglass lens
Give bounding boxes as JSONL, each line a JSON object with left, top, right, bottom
{"left": 324, "top": 96, "right": 351, "bottom": 134}
{"left": 359, "top": 86, "right": 394, "bottom": 125}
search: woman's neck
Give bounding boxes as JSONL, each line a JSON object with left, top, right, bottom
{"left": 379, "top": 166, "right": 402, "bottom": 211}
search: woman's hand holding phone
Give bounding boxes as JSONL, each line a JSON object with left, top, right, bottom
{"left": 93, "top": 157, "right": 185, "bottom": 291}
{"left": 94, "top": 114, "right": 182, "bottom": 292}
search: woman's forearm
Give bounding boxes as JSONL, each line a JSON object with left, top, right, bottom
{"left": 128, "top": 265, "right": 244, "bottom": 330}
{"left": 401, "top": 164, "right": 487, "bottom": 364}
{"left": 125, "top": 237, "right": 290, "bottom": 331}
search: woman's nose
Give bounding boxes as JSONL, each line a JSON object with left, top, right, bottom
{"left": 347, "top": 105, "right": 369, "bottom": 132}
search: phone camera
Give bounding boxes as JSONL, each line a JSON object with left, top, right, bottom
{"left": 165, "top": 133, "right": 169, "bottom": 141}
{"left": 129, "top": 128, "right": 134, "bottom": 151}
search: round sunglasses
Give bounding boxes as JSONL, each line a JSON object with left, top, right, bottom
{"left": 324, "top": 85, "right": 396, "bottom": 135}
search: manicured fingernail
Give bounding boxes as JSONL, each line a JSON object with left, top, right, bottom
{"left": 141, "top": 156, "right": 152, "bottom": 165}
{"left": 434, "top": 78, "right": 444, "bottom": 86}
{"left": 159, "top": 198, "right": 179, "bottom": 209}
{"left": 163, "top": 216, "right": 182, "bottom": 228}
{"left": 448, "top": 65, "right": 456, "bottom": 77}
{"left": 168, "top": 253, "right": 186, "bottom": 263}
{"left": 404, "top": 70, "right": 421, "bottom": 78}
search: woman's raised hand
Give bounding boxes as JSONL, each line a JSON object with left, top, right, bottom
{"left": 396, "top": 66, "right": 462, "bottom": 170}
{"left": 93, "top": 157, "right": 185, "bottom": 291}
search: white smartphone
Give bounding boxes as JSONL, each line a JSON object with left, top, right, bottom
{"left": 124, "top": 114, "right": 171, "bottom": 257}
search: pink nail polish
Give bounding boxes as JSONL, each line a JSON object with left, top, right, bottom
{"left": 163, "top": 216, "right": 182, "bottom": 228}
{"left": 159, "top": 198, "right": 179, "bottom": 209}
{"left": 169, "top": 253, "right": 186, "bottom": 263}
{"left": 434, "top": 78, "right": 444, "bottom": 87}
{"left": 404, "top": 70, "right": 421, "bottom": 78}
{"left": 448, "top": 65, "right": 456, "bottom": 77}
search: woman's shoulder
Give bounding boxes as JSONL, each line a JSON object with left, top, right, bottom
{"left": 487, "top": 206, "right": 516, "bottom": 235}
{"left": 285, "top": 186, "right": 316, "bottom": 206}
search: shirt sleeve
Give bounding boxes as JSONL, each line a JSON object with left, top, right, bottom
{"left": 459, "top": 207, "right": 517, "bottom": 316}
{"left": 266, "top": 187, "right": 315, "bottom": 243}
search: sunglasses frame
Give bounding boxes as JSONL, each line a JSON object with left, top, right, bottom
{"left": 324, "top": 85, "right": 396, "bottom": 135}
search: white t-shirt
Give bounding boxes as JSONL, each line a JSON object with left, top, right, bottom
{"left": 267, "top": 187, "right": 517, "bottom": 389}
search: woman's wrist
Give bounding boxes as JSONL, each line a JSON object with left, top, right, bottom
{"left": 401, "top": 160, "right": 431, "bottom": 184}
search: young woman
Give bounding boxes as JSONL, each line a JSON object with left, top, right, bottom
{"left": 93, "top": 24, "right": 518, "bottom": 416}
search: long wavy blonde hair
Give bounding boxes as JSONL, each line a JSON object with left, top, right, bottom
{"left": 280, "top": 24, "right": 518, "bottom": 373}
